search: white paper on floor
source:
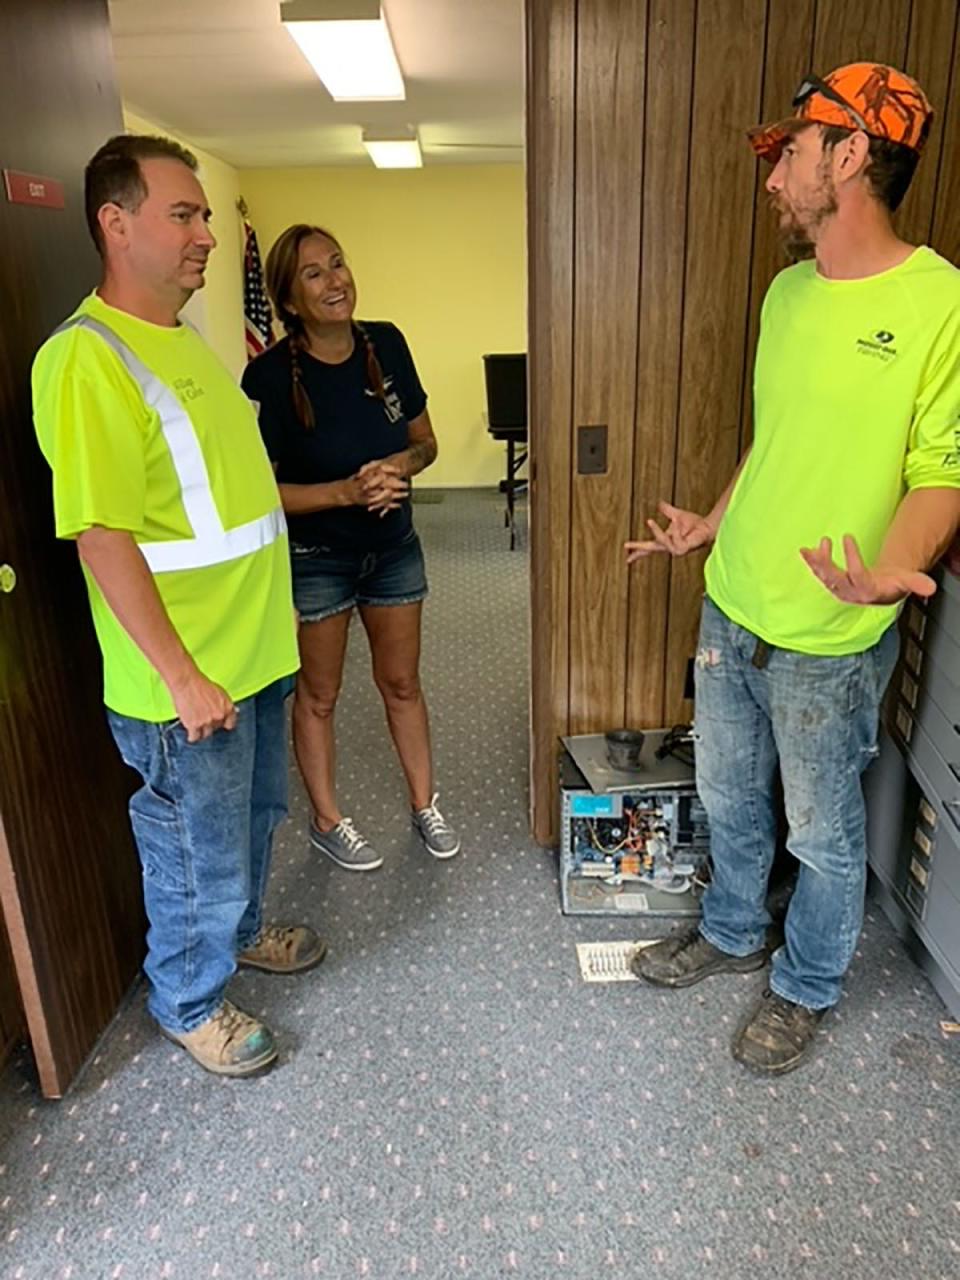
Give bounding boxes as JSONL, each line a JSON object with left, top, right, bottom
{"left": 576, "top": 939, "right": 655, "bottom": 982}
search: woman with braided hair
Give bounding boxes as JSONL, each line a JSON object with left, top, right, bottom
{"left": 241, "top": 224, "right": 459, "bottom": 869}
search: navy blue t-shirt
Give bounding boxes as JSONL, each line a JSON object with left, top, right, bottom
{"left": 241, "top": 322, "right": 427, "bottom": 551}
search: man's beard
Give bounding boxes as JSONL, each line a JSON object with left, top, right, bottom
{"left": 772, "top": 174, "right": 838, "bottom": 261}
{"left": 781, "top": 223, "right": 816, "bottom": 261}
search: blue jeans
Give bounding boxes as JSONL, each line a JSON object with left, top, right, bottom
{"left": 695, "top": 597, "right": 899, "bottom": 1010}
{"left": 107, "top": 678, "right": 289, "bottom": 1034}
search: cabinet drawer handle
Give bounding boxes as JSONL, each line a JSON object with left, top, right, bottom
{"left": 901, "top": 672, "right": 919, "bottom": 708}
{"left": 918, "top": 797, "right": 938, "bottom": 829}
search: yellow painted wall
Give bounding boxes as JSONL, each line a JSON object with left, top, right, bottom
{"left": 115, "top": 118, "right": 526, "bottom": 485}
{"left": 122, "top": 108, "right": 247, "bottom": 377}
{"left": 240, "top": 165, "right": 526, "bottom": 488}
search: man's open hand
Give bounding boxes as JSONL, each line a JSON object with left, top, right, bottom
{"left": 800, "top": 534, "right": 936, "bottom": 606}
{"left": 625, "top": 501, "right": 715, "bottom": 563}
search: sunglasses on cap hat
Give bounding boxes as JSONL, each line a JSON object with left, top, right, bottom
{"left": 792, "top": 74, "right": 869, "bottom": 132}
{"left": 748, "top": 62, "right": 934, "bottom": 162}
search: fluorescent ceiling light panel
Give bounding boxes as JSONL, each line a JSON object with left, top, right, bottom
{"left": 362, "top": 135, "right": 422, "bottom": 169}
{"left": 282, "top": 3, "right": 405, "bottom": 102}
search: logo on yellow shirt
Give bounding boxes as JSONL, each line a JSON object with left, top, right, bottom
{"left": 173, "top": 376, "right": 206, "bottom": 402}
{"left": 942, "top": 424, "right": 960, "bottom": 470}
{"left": 856, "top": 330, "right": 897, "bottom": 361}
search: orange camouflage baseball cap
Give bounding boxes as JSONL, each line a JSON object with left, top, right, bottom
{"left": 748, "top": 62, "right": 934, "bottom": 164}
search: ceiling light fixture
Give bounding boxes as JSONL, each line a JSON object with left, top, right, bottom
{"left": 362, "top": 128, "right": 422, "bottom": 169}
{"left": 281, "top": 0, "right": 405, "bottom": 102}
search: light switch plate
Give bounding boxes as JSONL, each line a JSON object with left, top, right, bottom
{"left": 577, "top": 424, "right": 607, "bottom": 474}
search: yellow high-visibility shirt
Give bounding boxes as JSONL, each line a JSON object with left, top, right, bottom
{"left": 32, "top": 293, "right": 298, "bottom": 720}
{"left": 706, "top": 247, "right": 960, "bottom": 655}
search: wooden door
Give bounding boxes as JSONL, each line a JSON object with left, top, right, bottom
{"left": 0, "top": 0, "right": 145, "bottom": 1097}
{"left": 0, "top": 917, "right": 23, "bottom": 1071}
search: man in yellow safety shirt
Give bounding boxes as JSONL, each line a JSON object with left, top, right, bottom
{"left": 32, "top": 134, "right": 323, "bottom": 1078}
{"left": 626, "top": 65, "right": 960, "bottom": 1074}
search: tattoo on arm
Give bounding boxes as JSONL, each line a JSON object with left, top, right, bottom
{"left": 406, "top": 438, "right": 437, "bottom": 475}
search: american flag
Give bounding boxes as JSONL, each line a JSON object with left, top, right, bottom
{"left": 242, "top": 219, "right": 274, "bottom": 359}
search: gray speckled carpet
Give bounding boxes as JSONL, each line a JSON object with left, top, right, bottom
{"left": 2, "top": 490, "right": 959, "bottom": 1280}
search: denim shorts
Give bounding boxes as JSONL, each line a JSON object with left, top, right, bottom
{"left": 290, "top": 529, "right": 428, "bottom": 622}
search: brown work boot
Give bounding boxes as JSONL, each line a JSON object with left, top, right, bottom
{"left": 162, "top": 1001, "right": 278, "bottom": 1077}
{"left": 631, "top": 923, "right": 770, "bottom": 988}
{"left": 237, "top": 924, "right": 327, "bottom": 974}
{"left": 732, "top": 988, "right": 828, "bottom": 1075}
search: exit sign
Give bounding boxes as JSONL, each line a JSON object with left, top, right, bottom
{"left": 3, "top": 170, "right": 65, "bottom": 210}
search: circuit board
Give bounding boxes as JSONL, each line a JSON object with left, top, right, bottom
{"left": 560, "top": 786, "right": 710, "bottom": 916}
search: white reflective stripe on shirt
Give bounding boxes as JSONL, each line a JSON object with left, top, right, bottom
{"left": 56, "top": 315, "right": 286, "bottom": 574}
{"left": 138, "top": 507, "right": 287, "bottom": 572}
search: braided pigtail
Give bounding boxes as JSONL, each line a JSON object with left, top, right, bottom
{"left": 354, "top": 322, "right": 386, "bottom": 400}
{"left": 286, "top": 325, "right": 316, "bottom": 429}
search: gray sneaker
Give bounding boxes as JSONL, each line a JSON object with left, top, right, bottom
{"left": 310, "top": 817, "right": 383, "bottom": 871}
{"left": 412, "top": 794, "right": 461, "bottom": 859}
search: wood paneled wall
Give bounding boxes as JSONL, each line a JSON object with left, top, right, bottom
{"left": 527, "top": 0, "right": 960, "bottom": 844}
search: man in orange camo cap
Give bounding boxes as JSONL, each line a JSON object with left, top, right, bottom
{"left": 626, "top": 64, "right": 960, "bottom": 1075}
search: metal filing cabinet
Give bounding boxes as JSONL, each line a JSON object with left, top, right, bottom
{"left": 865, "top": 567, "right": 960, "bottom": 1018}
